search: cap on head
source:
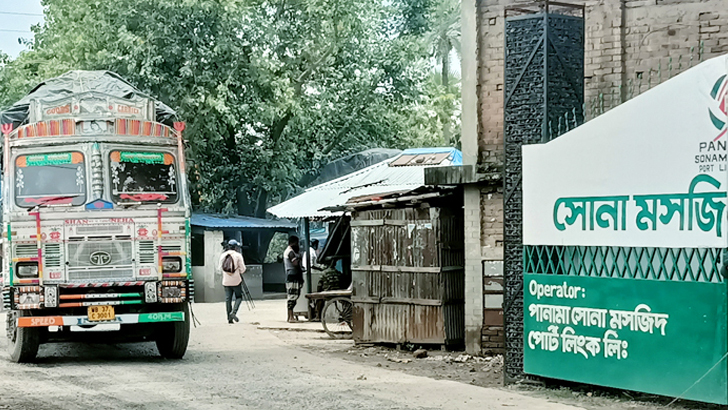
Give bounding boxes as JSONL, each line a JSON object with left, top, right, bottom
{"left": 228, "top": 239, "right": 240, "bottom": 247}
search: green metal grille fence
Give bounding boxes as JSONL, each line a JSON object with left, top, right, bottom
{"left": 524, "top": 245, "right": 724, "bottom": 283}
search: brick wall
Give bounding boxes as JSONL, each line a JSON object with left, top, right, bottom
{"left": 474, "top": 0, "right": 728, "bottom": 352}
{"left": 481, "top": 188, "right": 504, "bottom": 351}
{"left": 480, "top": 190, "right": 503, "bottom": 258}
{"left": 477, "top": 0, "right": 728, "bottom": 163}
{"left": 585, "top": 1, "right": 728, "bottom": 117}
{"left": 481, "top": 324, "right": 505, "bottom": 353}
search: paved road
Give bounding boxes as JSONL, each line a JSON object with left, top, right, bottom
{"left": 0, "top": 303, "right": 583, "bottom": 410}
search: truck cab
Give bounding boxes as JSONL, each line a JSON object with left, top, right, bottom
{"left": 1, "top": 71, "right": 192, "bottom": 362}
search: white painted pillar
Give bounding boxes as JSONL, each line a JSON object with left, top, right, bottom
{"left": 461, "top": 0, "right": 483, "bottom": 354}
{"left": 203, "top": 230, "right": 225, "bottom": 303}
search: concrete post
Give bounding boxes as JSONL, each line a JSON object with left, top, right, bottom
{"left": 461, "top": 0, "right": 483, "bottom": 355}
{"left": 204, "top": 229, "right": 225, "bottom": 302}
{"left": 461, "top": 0, "right": 478, "bottom": 167}
{"left": 304, "top": 217, "right": 312, "bottom": 319}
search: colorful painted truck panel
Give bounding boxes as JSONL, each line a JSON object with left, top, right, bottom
{"left": 0, "top": 71, "right": 192, "bottom": 362}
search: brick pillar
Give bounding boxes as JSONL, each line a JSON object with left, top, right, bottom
{"left": 481, "top": 191, "right": 504, "bottom": 354}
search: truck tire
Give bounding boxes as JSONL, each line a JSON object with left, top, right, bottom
{"left": 155, "top": 303, "right": 190, "bottom": 359}
{"left": 6, "top": 310, "right": 40, "bottom": 363}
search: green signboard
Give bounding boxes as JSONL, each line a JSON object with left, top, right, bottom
{"left": 119, "top": 151, "right": 164, "bottom": 164}
{"left": 138, "top": 312, "right": 184, "bottom": 323}
{"left": 26, "top": 152, "right": 73, "bottom": 166}
{"left": 524, "top": 273, "right": 728, "bottom": 404}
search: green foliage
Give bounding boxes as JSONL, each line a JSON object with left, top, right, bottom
{"left": 415, "top": 72, "right": 461, "bottom": 148}
{"left": 396, "top": 0, "right": 432, "bottom": 36}
{"left": 264, "top": 232, "right": 288, "bottom": 264}
{"left": 0, "top": 0, "right": 458, "bottom": 214}
{"left": 317, "top": 266, "right": 347, "bottom": 292}
{"left": 426, "top": 0, "right": 461, "bottom": 146}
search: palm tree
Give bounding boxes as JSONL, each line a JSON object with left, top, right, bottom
{"left": 427, "top": 0, "right": 460, "bottom": 144}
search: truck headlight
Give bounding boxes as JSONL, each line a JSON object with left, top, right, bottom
{"left": 18, "top": 292, "right": 41, "bottom": 305}
{"left": 161, "top": 286, "right": 182, "bottom": 298}
{"left": 162, "top": 257, "right": 182, "bottom": 273}
{"left": 16, "top": 262, "right": 39, "bottom": 278}
{"left": 13, "top": 286, "right": 44, "bottom": 308}
{"left": 158, "top": 280, "right": 186, "bottom": 302}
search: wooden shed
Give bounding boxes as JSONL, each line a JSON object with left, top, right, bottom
{"left": 349, "top": 192, "right": 464, "bottom": 347}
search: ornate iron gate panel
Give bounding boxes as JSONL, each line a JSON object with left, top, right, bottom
{"left": 503, "top": 2, "right": 584, "bottom": 382}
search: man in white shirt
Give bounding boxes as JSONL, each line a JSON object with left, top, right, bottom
{"left": 218, "top": 239, "right": 247, "bottom": 324}
{"left": 302, "top": 239, "right": 320, "bottom": 271}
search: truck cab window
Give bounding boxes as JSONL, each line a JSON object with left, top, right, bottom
{"left": 110, "top": 150, "right": 178, "bottom": 203}
{"left": 14, "top": 152, "right": 86, "bottom": 207}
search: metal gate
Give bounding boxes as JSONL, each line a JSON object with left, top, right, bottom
{"left": 503, "top": 1, "right": 585, "bottom": 382}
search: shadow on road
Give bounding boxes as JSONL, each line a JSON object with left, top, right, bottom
{"left": 31, "top": 342, "right": 168, "bottom": 365}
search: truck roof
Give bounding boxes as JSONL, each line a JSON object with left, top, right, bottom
{"left": 0, "top": 70, "right": 176, "bottom": 128}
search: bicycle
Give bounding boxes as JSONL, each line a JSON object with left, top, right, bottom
{"left": 306, "top": 289, "right": 353, "bottom": 339}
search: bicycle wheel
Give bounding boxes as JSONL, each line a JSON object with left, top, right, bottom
{"left": 321, "top": 297, "right": 353, "bottom": 339}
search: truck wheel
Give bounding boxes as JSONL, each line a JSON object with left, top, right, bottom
{"left": 6, "top": 310, "right": 40, "bottom": 363}
{"left": 155, "top": 303, "right": 190, "bottom": 359}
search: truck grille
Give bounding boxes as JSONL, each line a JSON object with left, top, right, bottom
{"left": 68, "top": 269, "right": 135, "bottom": 281}
{"left": 66, "top": 240, "right": 133, "bottom": 268}
{"left": 162, "top": 244, "right": 182, "bottom": 253}
{"left": 138, "top": 240, "right": 156, "bottom": 264}
{"left": 43, "top": 243, "right": 63, "bottom": 268}
{"left": 15, "top": 244, "right": 37, "bottom": 258}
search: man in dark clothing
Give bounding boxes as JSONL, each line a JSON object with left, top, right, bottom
{"left": 283, "top": 235, "right": 304, "bottom": 323}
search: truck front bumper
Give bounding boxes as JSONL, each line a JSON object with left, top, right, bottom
{"left": 17, "top": 311, "right": 185, "bottom": 328}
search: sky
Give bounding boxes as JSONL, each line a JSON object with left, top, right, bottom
{"left": 0, "top": 0, "right": 44, "bottom": 58}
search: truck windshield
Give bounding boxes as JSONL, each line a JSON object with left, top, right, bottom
{"left": 110, "top": 151, "right": 178, "bottom": 203}
{"left": 15, "top": 152, "right": 86, "bottom": 207}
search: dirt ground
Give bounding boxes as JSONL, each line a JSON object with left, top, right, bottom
{"left": 271, "top": 326, "right": 726, "bottom": 410}
{"left": 0, "top": 302, "right": 580, "bottom": 410}
{"left": 1, "top": 299, "right": 724, "bottom": 410}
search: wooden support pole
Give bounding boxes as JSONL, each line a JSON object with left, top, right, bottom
{"left": 303, "top": 218, "right": 312, "bottom": 319}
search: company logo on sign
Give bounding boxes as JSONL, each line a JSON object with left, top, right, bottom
{"left": 709, "top": 74, "right": 727, "bottom": 141}
{"left": 89, "top": 251, "right": 112, "bottom": 266}
{"left": 696, "top": 76, "right": 728, "bottom": 173}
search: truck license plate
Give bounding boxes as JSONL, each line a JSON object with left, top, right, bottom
{"left": 88, "top": 305, "right": 115, "bottom": 322}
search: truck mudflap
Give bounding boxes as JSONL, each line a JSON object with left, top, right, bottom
{"left": 17, "top": 311, "right": 185, "bottom": 327}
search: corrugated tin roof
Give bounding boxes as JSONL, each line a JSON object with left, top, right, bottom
{"left": 267, "top": 147, "right": 462, "bottom": 219}
{"left": 191, "top": 213, "right": 296, "bottom": 230}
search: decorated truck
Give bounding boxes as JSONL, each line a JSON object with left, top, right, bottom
{"left": 0, "top": 71, "right": 192, "bottom": 362}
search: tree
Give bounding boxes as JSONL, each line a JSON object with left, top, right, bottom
{"left": 427, "top": 0, "right": 460, "bottom": 146}
{"left": 396, "top": 0, "right": 431, "bottom": 36}
{"left": 0, "top": 0, "right": 447, "bottom": 215}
